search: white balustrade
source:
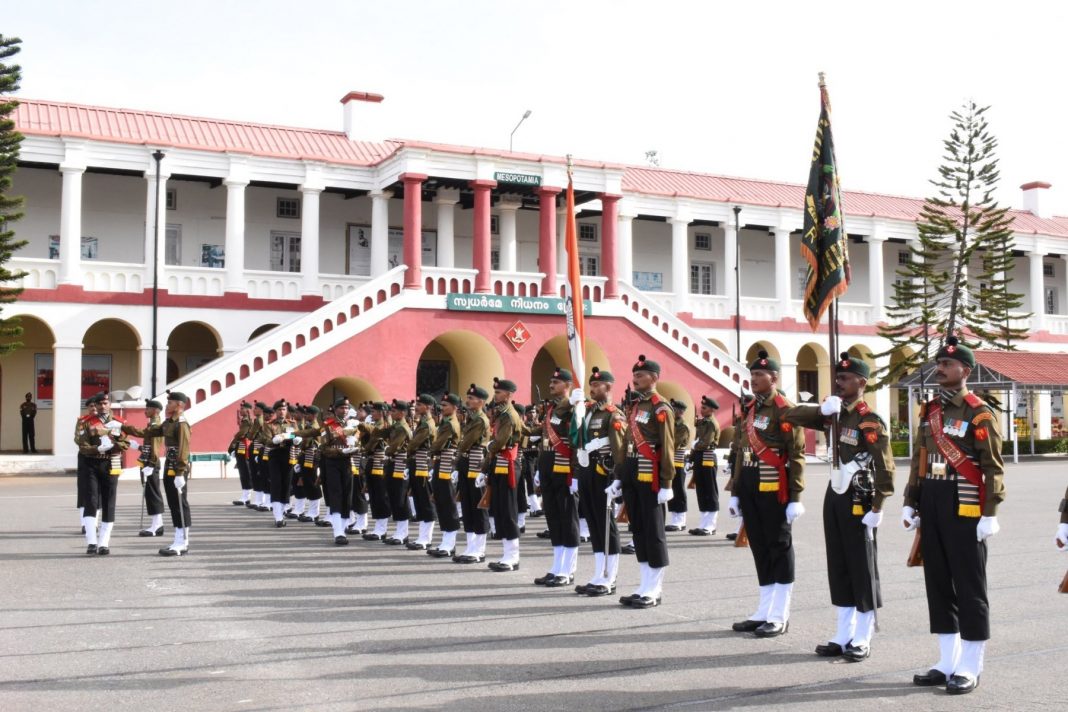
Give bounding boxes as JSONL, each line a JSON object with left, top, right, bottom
{"left": 491, "top": 270, "right": 545, "bottom": 298}
{"left": 78, "top": 261, "right": 144, "bottom": 293}
{"left": 422, "top": 266, "right": 479, "bottom": 296}
{"left": 1044, "top": 314, "right": 1068, "bottom": 335}
{"left": 687, "top": 295, "right": 730, "bottom": 319}
{"left": 165, "top": 266, "right": 225, "bottom": 296}
{"left": 9, "top": 257, "right": 58, "bottom": 289}
{"left": 320, "top": 273, "right": 373, "bottom": 300}
{"left": 244, "top": 269, "right": 303, "bottom": 300}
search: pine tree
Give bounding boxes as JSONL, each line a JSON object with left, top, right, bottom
{"left": 873, "top": 101, "right": 1027, "bottom": 388}
{"left": 0, "top": 34, "right": 26, "bottom": 355}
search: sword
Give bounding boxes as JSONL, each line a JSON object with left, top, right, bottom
{"left": 602, "top": 478, "right": 612, "bottom": 580}
{"left": 864, "top": 524, "right": 880, "bottom": 632}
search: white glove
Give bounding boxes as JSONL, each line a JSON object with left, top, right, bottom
{"left": 143, "top": 466, "right": 154, "bottom": 476}
{"left": 341, "top": 447, "right": 357, "bottom": 455}
{"left": 174, "top": 475, "right": 186, "bottom": 491}
{"left": 127, "top": 439, "right": 140, "bottom": 449}
{"left": 293, "top": 464, "right": 302, "bottom": 473}
{"left": 902, "top": 505, "right": 920, "bottom": 531}
{"left": 402, "top": 468, "right": 410, "bottom": 481}
{"left": 656, "top": 488, "right": 673, "bottom": 505}
{"left": 97, "top": 435, "right": 113, "bottom": 453}
{"left": 272, "top": 434, "right": 285, "bottom": 445}
{"left": 605, "top": 479, "right": 622, "bottom": 498}
{"left": 1056, "top": 523, "right": 1068, "bottom": 550}
{"left": 475, "top": 473, "right": 487, "bottom": 488}
{"left": 976, "top": 515, "right": 999, "bottom": 542}
{"left": 568, "top": 388, "right": 585, "bottom": 406}
{"left": 820, "top": 395, "right": 842, "bottom": 416}
{"left": 345, "top": 435, "right": 357, "bottom": 448}
{"left": 364, "top": 415, "right": 373, "bottom": 424}
{"left": 451, "top": 470, "right": 459, "bottom": 484}
{"left": 346, "top": 408, "right": 358, "bottom": 420}
{"left": 785, "top": 501, "right": 805, "bottom": 524}
{"left": 728, "top": 496, "right": 741, "bottom": 518}
{"left": 533, "top": 470, "right": 540, "bottom": 487}
{"left": 227, "top": 453, "right": 235, "bottom": 463}
{"left": 861, "top": 509, "right": 883, "bottom": 529}
{"left": 292, "top": 436, "right": 302, "bottom": 446}
{"left": 569, "top": 479, "right": 579, "bottom": 495}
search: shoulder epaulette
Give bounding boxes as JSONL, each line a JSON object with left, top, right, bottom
{"left": 855, "top": 402, "right": 870, "bottom": 416}
{"left": 604, "top": 404, "right": 617, "bottom": 413}
{"left": 964, "top": 392, "right": 984, "bottom": 409}
{"left": 78, "top": 414, "right": 94, "bottom": 422}
{"left": 650, "top": 394, "right": 662, "bottom": 405}
{"left": 177, "top": 416, "right": 188, "bottom": 424}
{"left": 773, "top": 393, "right": 788, "bottom": 409}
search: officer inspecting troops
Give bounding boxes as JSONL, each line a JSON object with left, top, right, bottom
{"left": 665, "top": 399, "right": 692, "bottom": 532}
{"left": 904, "top": 336, "right": 1004, "bottom": 695}
{"left": 486, "top": 377, "right": 524, "bottom": 572}
{"left": 728, "top": 350, "right": 806, "bottom": 637}
{"left": 608, "top": 355, "right": 676, "bottom": 608}
{"left": 139, "top": 391, "right": 193, "bottom": 557}
{"left": 455, "top": 384, "right": 491, "bottom": 563}
{"left": 318, "top": 396, "right": 358, "bottom": 545}
{"left": 74, "top": 393, "right": 129, "bottom": 554}
{"left": 576, "top": 367, "right": 626, "bottom": 597}
{"left": 428, "top": 393, "right": 463, "bottom": 558}
{"left": 783, "top": 352, "right": 895, "bottom": 661}
{"left": 406, "top": 394, "right": 439, "bottom": 551}
{"left": 123, "top": 398, "right": 167, "bottom": 537}
{"left": 688, "top": 395, "right": 721, "bottom": 537}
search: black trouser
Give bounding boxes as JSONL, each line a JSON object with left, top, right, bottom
{"left": 350, "top": 464, "right": 369, "bottom": 516}
{"left": 304, "top": 465, "right": 322, "bottom": 501}
{"left": 367, "top": 473, "right": 391, "bottom": 519}
{"left": 490, "top": 468, "right": 519, "bottom": 540}
{"left": 736, "top": 465, "right": 794, "bottom": 585}
{"left": 538, "top": 451, "right": 579, "bottom": 547}
{"left": 408, "top": 455, "right": 436, "bottom": 523}
{"left": 22, "top": 417, "right": 35, "bottom": 452}
{"left": 692, "top": 454, "right": 719, "bottom": 512}
{"left": 385, "top": 460, "right": 410, "bottom": 522}
{"left": 668, "top": 464, "right": 688, "bottom": 514}
{"left": 919, "top": 477, "right": 989, "bottom": 640}
{"left": 249, "top": 454, "right": 267, "bottom": 493}
{"left": 458, "top": 455, "right": 488, "bottom": 534}
{"left": 163, "top": 475, "right": 191, "bottom": 528}
{"left": 268, "top": 447, "right": 294, "bottom": 504}
{"left": 620, "top": 458, "right": 668, "bottom": 568}
{"left": 76, "top": 454, "right": 86, "bottom": 510}
{"left": 824, "top": 484, "right": 880, "bottom": 612}
{"left": 321, "top": 457, "right": 352, "bottom": 516}
{"left": 143, "top": 464, "right": 165, "bottom": 516}
{"left": 78, "top": 456, "right": 118, "bottom": 522}
{"left": 432, "top": 474, "right": 460, "bottom": 531}
{"left": 517, "top": 463, "right": 530, "bottom": 514}
{"left": 235, "top": 455, "right": 252, "bottom": 491}
{"left": 578, "top": 460, "right": 619, "bottom": 555}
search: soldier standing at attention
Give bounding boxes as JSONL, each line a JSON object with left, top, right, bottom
{"left": 904, "top": 336, "right": 1004, "bottom": 695}
{"left": 263, "top": 399, "right": 301, "bottom": 527}
{"left": 783, "top": 353, "right": 895, "bottom": 661}
{"left": 249, "top": 402, "right": 270, "bottom": 511}
{"left": 362, "top": 402, "right": 393, "bottom": 541}
{"left": 228, "top": 401, "right": 255, "bottom": 507}
{"left": 1057, "top": 484, "right": 1068, "bottom": 551}
{"left": 79, "top": 393, "right": 129, "bottom": 555}
{"left": 428, "top": 393, "right": 463, "bottom": 558}
{"left": 454, "top": 385, "right": 491, "bottom": 563}
{"left": 486, "top": 378, "right": 524, "bottom": 572}
{"left": 608, "top": 355, "right": 676, "bottom": 608}
{"left": 142, "top": 391, "right": 193, "bottom": 557}
{"left": 318, "top": 396, "right": 357, "bottom": 545}
{"left": 688, "top": 396, "right": 722, "bottom": 537}
{"left": 406, "top": 394, "right": 439, "bottom": 550}
{"left": 20, "top": 392, "right": 37, "bottom": 453}
{"left": 727, "top": 350, "right": 806, "bottom": 637}
{"left": 123, "top": 398, "right": 167, "bottom": 537}
{"left": 383, "top": 399, "right": 414, "bottom": 545}
{"left": 665, "top": 399, "right": 692, "bottom": 532}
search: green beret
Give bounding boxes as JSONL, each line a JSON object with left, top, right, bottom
{"left": 493, "top": 377, "right": 517, "bottom": 394}
{"left": 441, "top": 393, "right": 462, "bottom": 407}
{"left": 936, "top": 335, "right": 975, "bottom": 368}
{"left": 332, "top": 396, "right": 350, "bottom": 408}
{"left": 589, "top": 367, "right": 614, "bottom": 384}
{"left": 513, "top": 403, "right": 527, "bottom": 416}
{"left": 391, "top": 399, "right": 410, "bottom": 411}
{"left": 550, "top": 366, "right": 573, "bottom": 383}
{"left": 272, "top": 398, "right": 289, "bottom": 410}
{"left": 632, "top": 354, "right": 661, "bottom": 375}
{"left": 836, "top": 351, "right": 871, "bottom": 378}
{"left": 145, "top": 399, "right": 163, "bottom": 410}
{"left": 467, "top": 383, "right": 489, "bottom": 400}
{"left": 417, "top": 393, "right": 436, "bottom": 406}
{"left": 748, "top": 349, "right": 780, "bottom": 373}
{"left": 700, "top": 395, "right": 719, "bottom": 410}
{"left": 670, "top": 399, "right": 687, "bottom": 412}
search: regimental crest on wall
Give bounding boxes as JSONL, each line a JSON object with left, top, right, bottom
{"left": 505, "top": 320, "right": 530, "bottom": 351}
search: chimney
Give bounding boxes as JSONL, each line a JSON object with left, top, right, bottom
{"left": 340, "top": 91, "right": 384, "bottom": 141}
{"left": 1021, "top": 181, "right": 1052, "bottom": 219}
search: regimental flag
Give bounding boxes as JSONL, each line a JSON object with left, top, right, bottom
{"left": 801, "top": 74, "right": 851, "bottom": 331}
{"left": 563, "top": 158, "right": 586, "bottom": 443}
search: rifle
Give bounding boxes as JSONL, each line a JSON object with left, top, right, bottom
{"left": 477, "top": 481, "right": 492, "bottom": 510}
{"left": 615, "top": 501, "right": 629, "bottom": 524}
{"left": 1060, "top": 569, "right": 1068, "bottom": 594}
{"left": 906, "top": 445, "right": 927, "bottom": 567}
{"left": 734, "top": 522, "right": 749, "bottom": 548}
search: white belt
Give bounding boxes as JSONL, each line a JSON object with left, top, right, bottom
{"left": 830, "top": 459, "right": 862, "bottom": 495}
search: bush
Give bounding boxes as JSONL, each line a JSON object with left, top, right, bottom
{"left": 890, "top": 438, "right": 1068, "bottom": 457}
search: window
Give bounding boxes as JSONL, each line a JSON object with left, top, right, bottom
{"left": 490, "top": 215, "right": 499, "bottom": 236}
{"left": 276, "top": 197, "right": 301, "bottom": 219}
{"left": 166, "top": 188, "right": 177, "bottom": 211}
{"left": 796, "top": 267, "right": 809, "bottom": 299}
{"left": 270, "top": 231, "right": 301, "bottom": 272}
{"left": 898, "top": 251, "right": 911, "bottom": 266}
{"left": 690, "top": 263, "right": 714, "bottom": 295}
{"left": 165, "top": 224, "right": 181, "bottom": 266}
{"left": 1046, "top": 286, "right": 1057, "bottom": 315}
{"left": 580, "top": 255, "right": 599, "bottom": 276}
{"left": 1044, "top": 262, "right": 1054, "bottom": 278}
{"left": 695, "top": 232, "right": 711, "bottom": 251}
{"left": 491, "top": 250, "right": 500, "bottom": 270}
{"left": 579, "top": 223, "right": 598, "bottom": 243}
{"left": 200, "top": 244, "right": 225, "bottom": 268}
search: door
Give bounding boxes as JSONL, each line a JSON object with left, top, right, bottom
{"left": 270, "top": 231, "right": 301, "bottom": 272}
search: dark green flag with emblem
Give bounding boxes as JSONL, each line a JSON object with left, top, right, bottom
{"left": 801, "top": 74, "right": 850, "bottom": 331}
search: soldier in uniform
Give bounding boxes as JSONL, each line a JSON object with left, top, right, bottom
{"left": 608, "top": 355, "right": 676, "bottom": 608}
{"left": 345, "top": 402, "right": 372, "bottom": 535}
{"left": 383, "top": 399, "right": 414, "bottom": 545}
{"left": 363, "top": 402, "right": 394, "bottom": 541}
{"left": 406, "top": 394, "right": 439, "bottom": 550}
{"left": 318, "top": 396, "right": 358, "bottom": 545}
{"left": 535, "top": 367, "right": 583, "bottom": 586}
{"left": 142, "top": 391, "right": 193, "bottom": 557}
{"left": 74, "top": 393, "right": 128, "bottom": 554}
{"left": 727, "top": 350, "right": 806, "bottom": 637}
{"left": 688, "top": 396, "right": 722, "bottom": 536}
{"left": 665, "top": 399, "right": 692, "bottom": 532}
{"left": 1057, "top": 485, "right": 1068, "bottom": 551}
{"left": 486, "top": 378, "right": 524, "bottom": 572}
{"left": 428, "top": 393, "right": 463, "bottom": 558}
{"left": 123, "top": 398, "right": 167, "bottom": 537}
{"left": 521, "top": 404, "right": 543, "bottom": 517}
{"left": 904, "top": 337, "right": 1004, "bottom": 694}
{"left": 455, "top": 385, "right": 491, "bottom": 563}
{"left": 783, "top": 353, "right": 895, "bottom": 661}
{"left": 249, "top": 402, "right": 271, "bottom": 511}
{"left": 228, "top": 401, "right": 255, "bottom": 507}
{"left": 262, "top": 399, "right": 300, "bottom": 527}
{"left": 513, "top": 403, "right": 531, "bottom": 533}
{"left": 576, "top": 367, "right": 626, "bottom": 596}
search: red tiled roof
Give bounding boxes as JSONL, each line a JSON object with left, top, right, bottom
{"left": 12, "top": 98, "right": 1068, "bottom": 237}
{"left": 974, "top": 350, "right": 1068, "bottom": 385}
{"left": 13, "top": 98, "right": 399, "bottom": 166}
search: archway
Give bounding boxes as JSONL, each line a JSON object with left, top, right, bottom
{"left": 656, "top": 381, "right": 695, "bottom": 430}
{"left": 249, "top": 323, "right": 279, "bottom": 341}
{"left": 0, "top": 315, "right": 55, "bottom": 452}
{"left": 708, "top": 337, "right": 729, "bottom": 355}
{"left": 311, "top": 377, "right": 383, "bottom": 412}
{"left": 745, "top": 340, "right": 781, "bottom": 365}
{"left": 416, "top": 330, "right": 504, "bottom": 400}
{"left": 796, "top": 342, "right": 830, "bottom": 404}
{"left": 889, "top": 346, "right": 917, "bottom": 427}
{"left": 82, "top": 318, "right": 141, "bottom": 402}
{"left": 167, "top": 321, "right": 221, "bottom": 380}
{"left": 846, "top": 343, "right": 878, "bottom": 409}
{"left": 530, "top": 335, "right": 612, "bottom": 404}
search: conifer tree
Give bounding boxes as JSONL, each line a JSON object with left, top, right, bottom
{"left": 0, "top": 34, "right": 26, "bottom": 355}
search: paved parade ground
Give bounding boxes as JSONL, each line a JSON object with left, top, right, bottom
{"left": 1, "top": 463, "right": 1065, "bottom": 711}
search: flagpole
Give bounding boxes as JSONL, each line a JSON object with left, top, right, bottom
{"left": 733, "top": 205, "right": 742, "bottom": 364}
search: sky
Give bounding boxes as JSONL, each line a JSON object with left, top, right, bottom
{"left": 6, "top": 0, "right": 1067, "bottom": 217}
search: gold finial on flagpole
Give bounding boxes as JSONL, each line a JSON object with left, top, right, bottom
{"left": 818, "top": 71, "right": 826, "bottom": 87}
{"left": 566, "top": 153, "right": 573, "bottom": 177}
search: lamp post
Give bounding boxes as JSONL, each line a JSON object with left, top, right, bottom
{"left": 733, "top": 205, "right": 742, "bottom": 362}
{"left": 509, "top": 109, "right": 532, "bottom": 152}
{"left": 151, "top": 150, "right": 164, "bottom": 398}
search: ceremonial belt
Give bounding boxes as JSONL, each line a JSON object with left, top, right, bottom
{"left": 746, "top": 404, "right": 788, "bottom": 504}
{"left": 628, "top": 405, "right": 660, "bottom": 493}
{"left": 412, "top": 449, "right": 430, "bottom": 477}
{"left": 494, "top": 445, "right": 519, "bottom": 488}
{"left": 928, "top": 400, "right": 984, "bottom": 517}
{"left": 674, "top": 447, "right": 687, "bottom": 469}
{"left": 436, "top": 447, "right": 457, "bottom": 479}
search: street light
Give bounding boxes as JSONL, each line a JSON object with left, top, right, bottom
{"left": 151, "top": 150, "right": 164, "bottom": 399}
{"left": 509, "top": 109, "right": 532, "bottom": 152}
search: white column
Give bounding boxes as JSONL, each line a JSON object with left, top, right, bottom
{"left": 670, "top": 217, "right": 690, "bottom": 313}
{"left": 868, "top": 233, "right": 887, "bottom": 322}
{"left": 139, "top": 345, "right": 170, "bottom": 398}
{"left": 370, "top": 189, "right": 392, "bottom": 275}
{"left": 300, "top": 186, "right": 322, "bottom": 296}
{"left": 779, "top": 361, "right": 799, "bottom": 401}
{"left": 498, "top": 199, "right": 520, "bottom": 273}
{"left": 556, "top": 207, "right": 568, "bottom": 275}
{"left": 722, "top": 219, "right": 737, "bottom": 302}
{"left": 434, "top": 188, "right": 459, "bottom": 268}
{"left": 58, "top": 166, "right": 85, "bottom": 285}
{"left": 52, "top": 343, "right": 83, "bottom": 464}
{"left": 224, "top": 180, "right": 247, "bottom": 292}
{"left": 1037, "top": 391, "right": 1052, "bottom": 439}
{"left": 772, "top": 226, "right": 792, "bottom": 319}
{"left": 1029, "top": 251, "right": 1046, "bottom": 331}
{"left": 618, "top": 203, "right": 635, "bottom": 286}
{"left": 143, "top": 161, "right": 170, "bottom": 285}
